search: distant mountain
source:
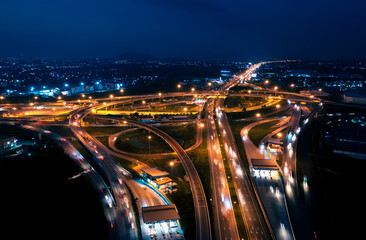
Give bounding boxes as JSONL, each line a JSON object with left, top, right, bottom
{"left": 113, "top": 51, "right": 157, "bottom": 62}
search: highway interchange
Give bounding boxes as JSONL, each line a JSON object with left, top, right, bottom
{"left": 1, "top": 61, "right": 323, "bottom": 240}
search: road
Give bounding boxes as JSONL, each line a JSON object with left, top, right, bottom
{"left": 70, "top": 108, "right": 140, "bottom": 240}
{"left": 96, "top": 116, "right": 212, "bottom": 240}
{"left": 84, "top": 124, "right": 185, "bottom": 240}
{"left": 205, "top": 99, "right": 240, "bottom": 240}
{"left": 216, "top": 99, "right": 273, "bottom": 240}
{"left": 18, "top": 123, "right": 120, "bottom": 240}
{"left": 121, "top": 170, "right": 184, "bottom": 240}
{"left": 280, "top": 103, "right": 323, "bottom": 239}
{"left": 239, "top": 114, "right": 295, "bottom": 240}
{"left": 108, "top": 121, "right": 202, "bottom": 158}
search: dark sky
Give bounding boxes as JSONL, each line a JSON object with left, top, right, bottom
{"left": 1, "top": 0, "right": 366, "bottom": 60}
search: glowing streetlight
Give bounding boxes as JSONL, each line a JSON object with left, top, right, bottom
{"left": 120, "top": 89, "right": 124, "bottom": 93}
{"left": 265, "top": 80, "right": 269, "bottom": 89}
{"left": 191, "top": 87, "right": 195, "bottom": 92}
{"left": 183, "top": 107, "right": 188, "bottom": 112}
{"left": 148, "top": 135, "right": 152, "bottom": 156}
{"left": 256, "top": 113, "right": 261, "bottom": 118}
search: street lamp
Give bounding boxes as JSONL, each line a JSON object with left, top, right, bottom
{"left": 148, "top": 135, "right": 152, "bottom": 156}
{"left": 276, "top": 104, "right": 280, "bottom": 117}
{"left": 290, "top": 83, "right": 295, "bottom": 92}
{"left": 191, "top": 87, "right": 195, "bottom": 92}
{"left": 92, "top": 108, "right": 96, "bottom": 122}
{"left": 256, "top": 113, "right": 261, "bottom": 118}
{"left": 265, "top": 80, "right": 269, "bottom": 89}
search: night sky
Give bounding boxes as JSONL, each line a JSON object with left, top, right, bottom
{"left": 1, "top": 0, "right": 366, "bottom": 60}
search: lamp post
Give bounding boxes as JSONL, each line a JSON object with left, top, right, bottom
{"left": 92, "top": 108, "right": 96, "bottom": 123}
{"left": 290, "top": 83, "right": 295, "bottom": 92}
{"left": 148, "top": 135, "right": 152, "bottom": 157}
{"left": 276, "top": 104, "right": 280, "bottom": 117}
{"left": 265, "top": 80, "right": 269, "bottom": 89}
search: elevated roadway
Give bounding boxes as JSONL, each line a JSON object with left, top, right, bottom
{"left": 95, "top": 115, "right": 212, "bottom": 240}
{"left": 70, "top": 108, "right": 140, "bottom": 240}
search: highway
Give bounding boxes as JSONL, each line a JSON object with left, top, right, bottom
{"left": 17, "top": 123, "right": 120, "bottom": 240}
{"left": 240, "top": 116, "right": 295, "bottom": 240}
{"left": 107, "top": 120, "right": 202, "bottom": 158}
{"left": 1, "top": 61, "right": 324, "bottom": 240}
{"left": 69, "top": 107, "right": 140, "bottom": 240}
{"left": 205, "top": 99, "right": 239, "bottom": 240}
{"left": 216, "top": 99, "right": 273, "bottom": 240}
{"left": 280, "top": 103, "right": 323, "bottom": 239}
{"left": 95, "top": 116, "right": 212, "bottom": 240}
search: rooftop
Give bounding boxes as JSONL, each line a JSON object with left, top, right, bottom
{"left": 251, "top": 158, "right": 278, "bottom": 170}
{"left": 142, "top": 204, "right": 180, "bottom": 223}
{"left": 141, "top": 167, "right": 170, "bottom": 178}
